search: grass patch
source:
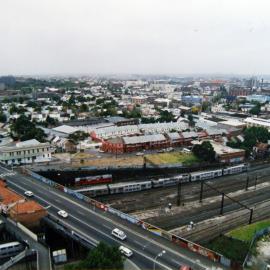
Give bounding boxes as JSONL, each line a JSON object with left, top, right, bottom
{"left": 205, "top": 235, "right": 249, "bottom": 263}
{"left": 145, "top": 152, "right": 199, "bottom": 165}
{"left": 226, "top": 219, "right": 270, "bottom": 243}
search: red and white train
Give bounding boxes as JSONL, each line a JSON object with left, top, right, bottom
{"left": 74, "top": 174, "right": 113, "bottom": 186}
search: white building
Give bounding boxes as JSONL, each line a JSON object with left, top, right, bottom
{"left": 244, "top": 117, "right": 270, "bottom": 131}
{"left": 0, "top": 139, "right": 54, "bottom": 165}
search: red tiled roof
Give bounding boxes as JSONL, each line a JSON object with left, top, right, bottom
{"left": 0, "top": 185, "right": 23, "bottom": 205}
{"left": 10, "top": 200, "right": 44, "bottom": 214}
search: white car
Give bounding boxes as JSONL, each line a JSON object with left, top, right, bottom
{"left": 119, "top": 245, "right": 133, "bottom": 257}
{"left": 24, "top": 191, "right": 34, "bottom": 197}
{"left": 57, "top": 210, "right": 68, "bottom": 218}
{"left": 136, "top": 152, "right": 144, "bottom": 156}
{"left": 111, "top": 228, "right": 127, "bottom": 240}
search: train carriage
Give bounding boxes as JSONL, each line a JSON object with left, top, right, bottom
{"left": 75, "top": 185, "right": 109, "bottom": 197}
{"left": 223, "top": 164, "right": 248, "bottom": 175}
{"left": 190, "top": 169, "right": 223, "bottom": 182}
{"left": 0, "top": 241, "right": 24, "bottom": 259}
{"left": 109, "top": 181, "right": 152, "bottom": 194}
{"left": 152, "top": 174, "right": 190, "bottom": 188}
{"left": 75, "top": 174, "right": 112, "bottom": 186}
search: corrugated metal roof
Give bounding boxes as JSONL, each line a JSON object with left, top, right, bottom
{"left": 167, "top": 132, "right": 181, "bottom": 140}
{"left": 182, "top": 131, "right": 198, "bottom": 139}
{"left": 123, "top": 134, "right": 166, "bottom": 145}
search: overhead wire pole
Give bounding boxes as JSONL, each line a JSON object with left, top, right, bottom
{"left": 199, "top": 180, "right": 204, "bottom": 203}
{"left": 203, "top": 181, "right": 254, "bottom": 224}
{"left": 220, "top": 193, "right": 225, "bottom": 215}
{"left": 245, "top": 174, "right": 249, "bottom": 191}
{"left": 177, "top": 181, "right": 182, "bottom": 206}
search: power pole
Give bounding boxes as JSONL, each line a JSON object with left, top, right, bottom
{"left": 220, "top": 193, "right": 225, "bottom": 215}
{"left": 177, "top": 182, "right": 182, "bottom": 206}
{"left": 199, "top": 181, "right": 204, "bottom": 203}
{"left": 245, "top": 175, "right": 249, "bottom": 191}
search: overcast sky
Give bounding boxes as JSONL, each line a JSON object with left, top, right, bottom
{"left": 1, "top": 0, "right": 270, "bottom": 76}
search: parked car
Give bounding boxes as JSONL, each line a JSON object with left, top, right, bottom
{"left": 57, "top": 210, "right": 68, "bottom": 218}
{"left": 136, "top": 152, "right": 144, "bottom": 156}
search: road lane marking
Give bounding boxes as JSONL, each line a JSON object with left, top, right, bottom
{"left": 102, "top": 224, "right": 111, "bottom": 230}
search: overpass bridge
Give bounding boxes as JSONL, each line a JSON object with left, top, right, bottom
{"left": 0, "top": 165, "right": 227, "bottom": 270}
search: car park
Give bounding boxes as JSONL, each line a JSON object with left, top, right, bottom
{"left": 57, "top": 210, "right": 69, "bottom": 218}
{"left": 119, "top": 245, "right": 133, "bottom": 257}
{"left": 24, "top": 191, "right": 34, "bottom": 197}
{"left": 111, "top": 228, "right": 127, "bottom": 240}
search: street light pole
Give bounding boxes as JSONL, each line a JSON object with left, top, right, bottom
{"left": 153, "top": 250, "right": 166, "bottom": 270}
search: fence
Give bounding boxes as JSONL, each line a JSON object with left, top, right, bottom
{"left": 24, "top": 168, "right": 234, "bottom": 268}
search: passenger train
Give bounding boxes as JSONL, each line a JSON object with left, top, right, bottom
{"left": 74, "top": 174, "right": 113, "bottom": 186}
{"left": 0, "top": 241, "right": 24, "bottom": 259}
{"left": 74, "top": 163, "right": 248, "bottom": 197}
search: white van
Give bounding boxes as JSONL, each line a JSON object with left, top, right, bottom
{"left": 111, "top": 228, "right": 127, "bottom": 240}
{"left": 119, "top": 245, "right": 133, "bottom": 257}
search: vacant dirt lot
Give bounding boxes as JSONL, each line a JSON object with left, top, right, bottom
{"left": 145, "top": 152, "right": 199, "bottom": 165}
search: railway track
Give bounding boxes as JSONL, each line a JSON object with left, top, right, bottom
{"left": 99, "top": 167, "right": 270, "bottom": 213}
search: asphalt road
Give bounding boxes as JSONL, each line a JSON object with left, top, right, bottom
{"left": 0, "top": 166, "right": 226, "bottom": 270}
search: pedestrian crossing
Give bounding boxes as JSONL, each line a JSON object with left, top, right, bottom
{"left": 0, "top": 172, "right": 16, "bottom": 178}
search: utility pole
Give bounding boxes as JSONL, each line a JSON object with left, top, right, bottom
{"left": 220, "top": 193, "right": 225, "bottom": 215}
{"left": 254, "top": 175, "right": 258, "bottom": 190}
{"left": 177, "top": 181, "right": 182, "bottom": 206}
{"left": 249, "top": 209, "right": 253, "bottom": 224}
{"left": 245, "top": 175, "right": 249, "bottom": 191}
{"left": 199, "top": 180, "right": 204, "bottom": 203}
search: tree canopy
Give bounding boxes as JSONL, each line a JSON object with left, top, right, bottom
{"left": 158, "top": 110, "right": 175, "bottom": 123}
{"left": 192, "top": 141, "right": 216, "bottom": 162}
{"left": 65, "top": 242, "right": 124, "bottom": 270}
{"left": 227, "top": 126, "right": 270, "bottom": 155}
{"left": 68, "top": 131, "right": 89, "bottom": 144}
{"left": 10, "top": 115, "right": 46, "bottom": 142}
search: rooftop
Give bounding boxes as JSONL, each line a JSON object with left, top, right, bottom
{"left": 53, "top": 125, "right": 79, "bottom": 134}
{"left": 123, "top": 134, "right": 166, "bottom": 145}
{"left": 0, "top": 183, "right": 24, "bottom": 205}
{"left": 10, "top": 200, "right": 44, "bottom": 214}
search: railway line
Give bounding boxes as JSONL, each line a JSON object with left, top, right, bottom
{"left": 150, "top": 183, "right": 270, "bottom": 230}
{"left": 99, "top": 165, "right": 270, "bottom": 213}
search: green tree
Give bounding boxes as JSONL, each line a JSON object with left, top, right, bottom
{"left": 188, "top": 114, "right": 195, "bottom": 127}
{"left": 10, "top": 115, "right": 46, "bottom": 142}
{"left": 0, "top": 112, "right": 7, "bottom": 123}
{"left": 158, "top": 110, "right": 175, "bottom": 122}
{"left": 68, "top": 131, "right": 89, "bottom": 144}
{"left": 65, "top": 242, "right": 124, "bottom": 270}
{"left": 249, "top": 104, "right": 261, "bottom": 115}
{"left": 192, "top": 141, "right": 216, "bottom": 162}
{"left": 45, "top": 115, "right": 58, "bottom": 126}
{"left": 243, "top": 126, "right": 270, "bottom": 149}
{"left": 79, "top": 103, "right": 89, "bottom": 112}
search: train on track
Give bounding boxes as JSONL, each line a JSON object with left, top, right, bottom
{"left": 74, "top": 163, "right": 248, "bottom": 197}
{"left": 74, "top": 174, "right": 113, "bottom": 186}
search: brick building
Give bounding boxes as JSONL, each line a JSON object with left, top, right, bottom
{"left": 123, "top": 134, "right": 169, "bottom": 152}
{"left": 9, "top": 201, "right": 47, "bottom": 227}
